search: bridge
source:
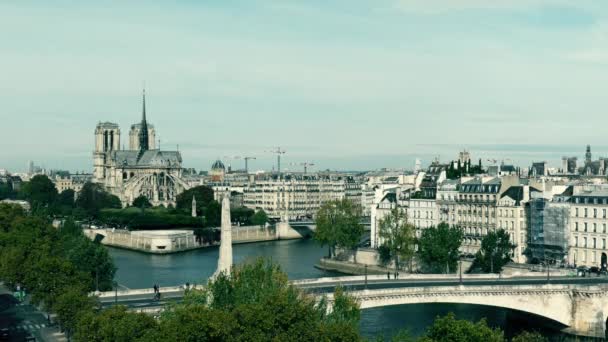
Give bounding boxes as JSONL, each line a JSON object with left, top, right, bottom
{"left": 95, "top": 274, "right": 608, "bottom": 338}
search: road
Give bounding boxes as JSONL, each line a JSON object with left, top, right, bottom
{"left": 99, "top": 275, "right": 608, "bottom": 311}
{"left": 0, "top": 293, "right": 48, "bottom": 341}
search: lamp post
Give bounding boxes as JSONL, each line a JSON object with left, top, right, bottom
{"left": 113, "top": 281, "right": 118, "bottom": 305}
{"left": 459, "top": 258, "right": 463, "bottom": 284}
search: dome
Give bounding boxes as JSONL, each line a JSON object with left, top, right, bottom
{"left": 211, "top": 159, "right": 225, "bottom": 171}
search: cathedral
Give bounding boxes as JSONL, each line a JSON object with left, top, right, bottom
{"left": 93, "top": 90, "right": 189, "bottom": 207}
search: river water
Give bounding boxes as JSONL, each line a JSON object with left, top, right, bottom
{"left": 109, "top": 239, "right": 566, "bottom": 339}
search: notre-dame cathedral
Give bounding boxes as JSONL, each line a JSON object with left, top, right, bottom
{"left": 93, "top": 90, "right": 188, "bottom": 207}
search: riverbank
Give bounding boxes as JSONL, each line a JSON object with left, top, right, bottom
{"left": 315, "top": 258, "right": 392, "bottom": 275}
{"left": 85, "top": 223, "right": 309, "bottom": 254}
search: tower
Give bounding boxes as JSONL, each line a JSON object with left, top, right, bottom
{"left": 586, "top": 145, "right": 592, "bottom": 164}
{"left": 213, "top": 195, "right": 233, "bottom": 279}
{"left": 139, "top": 89, "right": 149, "bottom": 152}
{"left": 93, "top": 122, "right": 120, "bottom": 180}
{"left": 191, "top": 195, "right": 197, "bottom": 217}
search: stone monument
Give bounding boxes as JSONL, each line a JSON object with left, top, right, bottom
{"left": 212, "top": 194, "right": 232, "bottom": 278}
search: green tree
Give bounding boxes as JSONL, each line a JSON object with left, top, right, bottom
{"left": 204, "top": 200, "right": 222, "bottom": 227}
{"left": 53, "top": 285, "right": 98, "bottom": 338}
{"left": 512, "top": 331, "right": 548, "bottom": 342}
{"left": 231, "top": 207, "right": 254, "bottom": 225}
{"left": 0, "top": 203, "right": 25, "bottom": 232}
{"left": 419, "top": 313, "right": 503, "bottom": 342}
{"left": 74, "top": 306, "right": 157, "bottom": 342}
{"left": 175, "top": 185, "right": 214, "bottom": 215}
{"left": 75, "top": 182, "right": 122, "bottom": 218}
{"left": 378, "top": 208, "right": 416, "bottom": 273}
{"left": 21, "top": 175, "right": 58, "bottom": 212}
{"left": 418, "top": 223, "right": 463, "bottom": 273}
{"left": 56, "top": 189, "right": 76, "bottom": 207}
{"left": 314, "top": 199, "right": 363, "bottom": 259}
{"left": 251, "top": 209, "right": 269, "bottom": 227}
{"left": 474, "top": 229, "right": 516, "bottom": 273}
{"left": 177, "top": 258, "right": 362, "bottom": 341}
{"left": 143, "top": 305, "right": 237, "bottom": 341}
{"left": 131, "top": 195, "right": 152, "bottom": 209}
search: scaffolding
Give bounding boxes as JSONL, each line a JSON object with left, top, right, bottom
{"left": 529, "top": 197, "right": 570, "bottom": 265}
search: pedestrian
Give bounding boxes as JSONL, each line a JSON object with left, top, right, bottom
{"left": 387, "top": 271, "right": 390, "bottom": 280}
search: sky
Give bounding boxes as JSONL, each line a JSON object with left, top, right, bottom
{"left": 2, "top": 1, "right": 608, "bottom": 173}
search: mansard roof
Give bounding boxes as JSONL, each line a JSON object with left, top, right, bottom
{"left": 110, "top": 149, "right": 182, "bottom": 168}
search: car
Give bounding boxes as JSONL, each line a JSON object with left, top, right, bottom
{"left": 577, "top": 266, "right": 589, "bottom": 277}
{"left": 590, "top": 266, "right": 600, "bottom": 276}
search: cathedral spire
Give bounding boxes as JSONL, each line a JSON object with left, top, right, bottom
{"left": 139, "top": 88, "right": 149, "bottom": 152}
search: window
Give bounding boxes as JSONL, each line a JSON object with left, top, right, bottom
{"left": 575, "top": 236, "right": 579, "bottom": 247}
{"left": 585, "top": 208, "right": 588, "bottom": 217}
{"left": 603, "top": 239, "right": 606, "bottom": 249}
{"left": 584, "top": 237, "right": 588, "bottom": 248}
{"left": 594, "top": 238, "right": 597, "bottom": 249}
{"left": 585, "top": 223, "right": 588, "bottom": 232}
{"left": 594, "top": 208, "right": 598, "bottom": 218}
{"left": 594, "top": 223, "right": 597, "bottom": 233}
{"left": 576, "top": 207, "right": 579, "bottom": 216}
{"left": 575, "top": 222, "right": 579, "bottom": 232}
{"left": 604, "top": 224, "right": 607, "bottom": 234}
{"left": 604, "top": 209, "right": 607, "bottom": 218}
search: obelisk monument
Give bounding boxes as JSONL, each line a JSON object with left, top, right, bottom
{"left": 213, "top": 194, "right": 232, "bottom": 278}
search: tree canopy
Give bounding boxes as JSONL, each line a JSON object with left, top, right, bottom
{"left": 131, "top": 195, "right": 152, "bottom": 209}
{"left": 314, "top": 199, "right": 363, "bottom": 259}
{"left": 378, "top": 208, "right": 416, "bottom": 272}
{"left": 473, "top": 229, "right": 516, "bottom": 273}
{"left": 251, "top": 209, "right": 269, "bottom": 226}
{"left": 419, "top": 313, "right": 504, "bottom": 342}
{"left": 175, "top": 185, "right": 214, "bottom": 214}
{"left": 75, "top": 182, "right": 122, "bottom": 218}
{"left": 21, "top": 175, "right": 58, "bottom": 212}
{"left": 418, "top": 223, "right": 463, "bottom": 273}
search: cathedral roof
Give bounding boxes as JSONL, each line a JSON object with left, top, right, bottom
{"left": 130, "top": 123, "right": 155, "bottom": 130}
{"left": 110, "top": 150, "right": 182, "bottom": 168}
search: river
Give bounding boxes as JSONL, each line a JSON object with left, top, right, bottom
{"left": 108, "top": 239, "right": 567, "bottom": 340}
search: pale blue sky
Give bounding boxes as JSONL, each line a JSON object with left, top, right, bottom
{"left": 2, "top": 1, "right": 608, "bottom": 172}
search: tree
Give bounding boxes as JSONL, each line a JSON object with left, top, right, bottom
{"left": 0, "top": 203, "right": 25, "bottom": 232}
{"left": 418, "top": 223, "right": 463, "bottom": 273}
{"left": 204, "top": 200, "right": 222, "bottom": 227}
{"left": 314, "top": 199, "right": 363, "bottom": 259}
{"left": 175, "top": 185, "right": 214, "bottom": 215}
{"left": 419, "top": 313, "right": 503, "bottom": 342}
{"left": 196, "top": 258, "right": 361, "bottom": 341}
{"left": 231, "top": 207, "right": 254, "bottom": 225}
{"left": 21, "top": 175, "right": 58, "bottom": 211}
{"left": 74, "top": 306, "right": 157, "bottom": 342}
{"left": 75, "top": 182, "right": 121, "bottom": 218}
{"left": 251, "top": 209, "right": 269, "bottom": 227}
{"left": 56, "top": 189, "right": 75, "bottom": 207}
{"left": 512, "top": 331, "right": 548, "bottom": 342}
{"left": 132, "top": 195, "right": 152, "bottom": 209}
{"left": 53, "top": 285, "right": 98, "bottom": 338}
{"left": 378, "top": 208, "right": 416, "bottom": 272}
{"left": 474, "top": 229, "right": 516, "bottom": 273}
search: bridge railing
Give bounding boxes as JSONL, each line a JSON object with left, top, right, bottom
{"left": 95, "top": 284, "right": 204, "bottom": 298}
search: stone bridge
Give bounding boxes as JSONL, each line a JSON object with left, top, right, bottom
{"left": 322, "top": 283, "right": 607, "bottom": 337}
{"left": 97, "top": 275, "right": 608, "bottom": 338}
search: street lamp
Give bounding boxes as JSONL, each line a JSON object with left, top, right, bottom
{"left": 113, "top": 281, "right": 118, "bottom": 305}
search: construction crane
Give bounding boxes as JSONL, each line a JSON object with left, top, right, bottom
{"left": 266, "top": 147, "right": 286, "bottom": 173}
{"left": 289, "top": 162, "right": 315, "bottom": 173}
{"left": 243, "top": 156, "right": 256, "bottom": 173}
{"left": 223, "top": 155, "right": 256, "bottom": 173}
